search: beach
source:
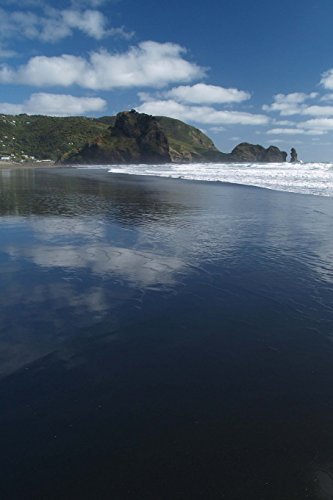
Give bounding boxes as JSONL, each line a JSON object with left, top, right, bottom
{"left": 0, "top": 167, "right": 332, "bottom": 499}
{"left": 0, "top": 161, "right": 56, "bottom": 168}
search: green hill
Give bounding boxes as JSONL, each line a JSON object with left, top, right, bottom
{"left": 0, "top": 114, "right": 106, "bottom": 161}
{"left": 155, "top": 116, "right": 228, "bottom": 162}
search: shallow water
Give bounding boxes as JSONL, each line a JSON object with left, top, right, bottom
{"left": 0, "top": 167, "right": 333, "bottom": 499}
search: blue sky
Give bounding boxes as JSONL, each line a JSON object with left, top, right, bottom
{"left": 1, "top": 0, "right": 333, "bottom": 161}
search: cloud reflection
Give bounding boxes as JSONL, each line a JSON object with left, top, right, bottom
{"left": 0, "top": 214, "right": 187, "bottom": 377}
{"left": 7, "top": 243, "right": 185, "bottom": 286}
{"left": 1, "top": 171, "right": 333, "bottom": 382}
{"left": 0, "top": 282, "right": 116, "bottom": 377}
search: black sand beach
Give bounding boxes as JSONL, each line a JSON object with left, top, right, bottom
{"left": 0, "top": 167, "right": 333, "bottom": 499}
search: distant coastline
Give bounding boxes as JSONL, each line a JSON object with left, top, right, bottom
{"left": 0, "top": 110, "right": 291, "bottom": 165}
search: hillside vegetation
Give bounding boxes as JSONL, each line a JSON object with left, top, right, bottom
{"left": 0, "top": 114, "right": 107, "bottom": 161}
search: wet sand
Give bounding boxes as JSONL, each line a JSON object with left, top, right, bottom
{"left": 0, "top": 160, "right": 56, "bottom": 168}
{"left": 0, "top": 167, "right": 332, "bottom": 499}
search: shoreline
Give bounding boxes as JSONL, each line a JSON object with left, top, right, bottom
{"left": 50, "top": 164, "right": 333, "bottom": 199}
{"left": 0, "top": 161, "right": 57, "bottom": 169}
{"left": 1, "top": 162, "right": 333, "bottom": 198}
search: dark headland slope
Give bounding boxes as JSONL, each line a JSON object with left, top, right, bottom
{"left": 0, "top": 110, "right": 288, "bottom": 164}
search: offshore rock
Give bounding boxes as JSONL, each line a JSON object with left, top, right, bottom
{"left": 290, "top": 147, "right": 298, "bottom": 163}
{"left": 230, "top": 143, "right": 287, "bottom": 163}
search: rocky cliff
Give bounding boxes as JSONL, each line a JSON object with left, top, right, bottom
{"left": 63, "top": 110, "right": 172, "bottom": 164}
{"left": 63, "top": 110, "right": 228, "bottom": 164}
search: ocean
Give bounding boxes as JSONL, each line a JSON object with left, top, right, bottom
{"left": 0, "top": 166, "right": 332, "bottom": 499}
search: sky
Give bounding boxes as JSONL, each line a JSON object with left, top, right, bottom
{"left": 1, "top": 0, "right": 333, "bottom": 161}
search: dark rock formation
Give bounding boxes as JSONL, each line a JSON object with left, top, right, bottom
{"left": 263, "top": 145, "right": 288, "bottom": 162}
{"left": 290, "top": 148, "right": 298, "bottom": 163}
{"left": 111, "top": 110, "right": 170, "bottom": 161}
{"left": 65, "top": 110, "right": 171, "bottom": 165}
{"left": 230, "top": 143, "right": 287, "bottom": 162}
{"left": 63, "top": 111, "right": 230, "bottom": 164}
{"left": 230, "top": 143, "right": 265, "bottom": 162}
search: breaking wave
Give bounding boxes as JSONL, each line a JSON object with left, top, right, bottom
{"left": 79, "top": 162, "right": 333, "bottom": 197}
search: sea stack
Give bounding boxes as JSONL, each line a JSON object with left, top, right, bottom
{"left": 290, "top": 148, "right": 298, "bottom": 163}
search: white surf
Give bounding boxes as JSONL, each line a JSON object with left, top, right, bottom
{"left": 77, "top": 162, "right": 333, "bottom": 197}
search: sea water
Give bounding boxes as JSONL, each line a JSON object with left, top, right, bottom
{"left": 84, "top": 161, "right": 333, "bottom": 197}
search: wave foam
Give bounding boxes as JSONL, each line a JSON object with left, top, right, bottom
{"left": 78, "top": 162, "right": 333, "bottom": 197}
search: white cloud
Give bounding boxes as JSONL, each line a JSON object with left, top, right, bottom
{"left": 0, "top": 43, "right": 16, "bottom": 59}
{"left": 263, "top": 92, "right": 333, "bottom": 119}
{"left": 209, "top": 126, "right": 226, "bottom": 133}
{"left": 268, "top": 110, "right": 333, "bottom": 133}
{"left": 136, "top": 98, "right": 269, "bottom": 126}
{"left": 266, "top": 127, "right": 326, "bottom": 136}
{"left": 45, "top": 9, "right": 109, "bottom": 41}
{"left": 268, "top": 139, "right": 304, "bottom": 145}
{"left": 274, "top": 120, "right": 294, "bottom": 126}
{"left": 61, "top": 9, "right": 132, "bottom": 40}
{"left": 70, "top": 0, "right": 109, "bottom": 6}
{"left": 0, "top": 9, "right": 39, "bottom": 40}
{"left": 2, "top": 0, "right": 44, "bottom": 6}
{"left": 162, "top": 83, "right": 250, "bottom": 104}
{"left": 0, "top": 92, "right": 107, "bottom": 115}
{"left": 299, "top": 118, "right": 333, "bottom": 131}
{"left": 320, "top": 69, "right": 333, "bottom": 90}
{"left": 0, "top": 42, "right": 204, "bottom": 89}
{"left": 301, "top": 105, "right": 333, "bottom": 117}
{"left": 0, "top": 6, "right": 132, "bottom": 43}
{"left": 263, "top": 92, "right": 318, "bottom": 115}
{"left": 320, "top": 93, "right": 333, "bottom": 102}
